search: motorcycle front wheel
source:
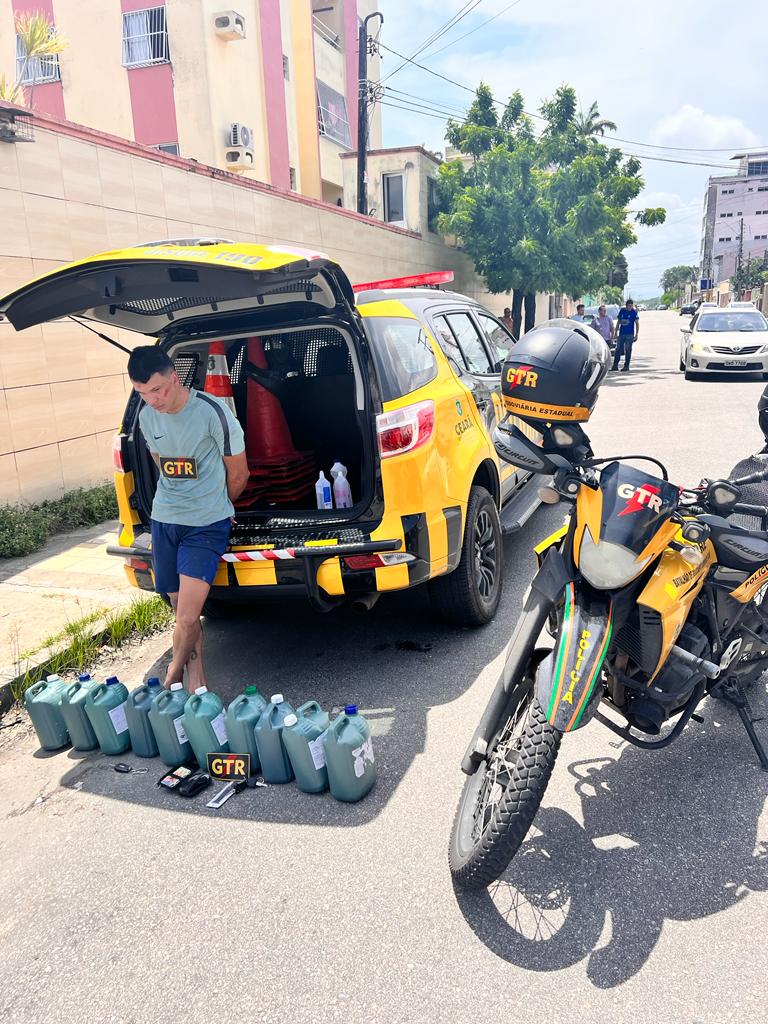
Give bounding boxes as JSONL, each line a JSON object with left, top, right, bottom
{"left": 449, "top": 667, "right": 562, "bottom": 890}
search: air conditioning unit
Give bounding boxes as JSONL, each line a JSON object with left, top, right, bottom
{"left": 214, "top": 10, "right": 246, "bottom": 40}
{"left": 224, "top": 146, "right": 254, "bottom": 172}
{"left": 229, "top": 122, "right": 253, "bottom": 149}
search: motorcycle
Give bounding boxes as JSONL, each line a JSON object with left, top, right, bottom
{"left": 449, "top": 418, "right": 768, "bottom": 890}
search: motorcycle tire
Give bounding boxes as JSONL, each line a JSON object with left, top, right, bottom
{"left": 449, "top": 676, "right": 561, "bottom": 891}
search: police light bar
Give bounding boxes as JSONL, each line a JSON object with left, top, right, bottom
{"left": 353, "top": 270, "right": 454, "bottom": 292}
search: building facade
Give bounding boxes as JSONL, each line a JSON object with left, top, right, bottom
{"left": 0, "top": 0, "right": 382, "bottom": 205}
{"left": 700, "top": 151, "right": 768, "bottom": 285}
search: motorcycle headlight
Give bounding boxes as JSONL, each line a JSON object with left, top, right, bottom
{"left": 578, "top": 531, "right": 652, "bottom": 589}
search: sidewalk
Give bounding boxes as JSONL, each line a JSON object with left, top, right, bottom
{"left": 0, "top": 520, "right": 135, "bottom": 686}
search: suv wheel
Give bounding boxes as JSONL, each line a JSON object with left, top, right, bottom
{"left": 428, "top": 485, "right": 503, "bottom": 627}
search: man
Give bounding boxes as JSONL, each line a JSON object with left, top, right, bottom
{"left": 127, "top": 346, "right": 250, "bottom": 690}
{"left": 592, "top": 304, "right": 614, "bottom": 347}
{"left": 570, "top": 303, "right": 587, "bottom": 323}
{"left": 501, "top": 307, "right": 515, "bottom": 334}
{"left": 612, "top": 299, "right": 640, "bottom": 371}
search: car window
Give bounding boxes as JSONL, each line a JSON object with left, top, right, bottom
{"left": 696, "top": 312, "right": 768, "bottom": 332}
{"left": 442, "top": 312, "right": 494, "bottom": 374}
{"left": 689, "top": 314, "right": 699, "bottom": 330}
{"left": 475, "top": 313, "right": 514, "bottom": 369}
{"left": 364, "top": 316, "right": 438, "bottom": 401}
{"left": 431, "top": 314, "right": 468, "bottom": 370}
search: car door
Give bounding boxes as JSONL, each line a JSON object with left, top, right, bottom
{"left": 682, "top": 312, "right": 698, "bottom": 366}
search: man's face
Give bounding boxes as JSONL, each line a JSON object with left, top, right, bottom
{"left": 626, "top": 301, "right": 634, "bottom": 310}
{"left": 577, "top": 305, "right": 585, "bottom": 315}
{"left": 503, "top": 308, "right": 511, "bottom": 317}
{"left": 598, "top": 306, "right": 606, "bottom": 316}
{"left": 132, "top": 370, "right": 180, "bottom": 412}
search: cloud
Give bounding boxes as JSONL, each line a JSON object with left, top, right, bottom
{"left": 651, "top": 105, "right": 760, "bottom": 150}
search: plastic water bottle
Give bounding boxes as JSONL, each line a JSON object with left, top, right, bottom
{"left": 331, "top": 462, "right": 353, "bottom": 508}
{"left": 253, "top": 693, "right": 295, "bottom": 783}
{"left": 282, "top": 701, "right": 330, "bottom": 794}
{"left": 24, "top": 674, "right": 70, "bottom": 751}
{"left": 149, "top": 682, "right": 193, "bottom": 767}
{"left": 125, "top": 678, "right": 163, "bottom": 757}
{"left": 85, "top": 675, "right": 131, "bottom": 755}
{"left": 315, "top": 471, "right": 332, "bottom": 510}
{"left": 325, "top": 704, "right": 376, "bottom": 802}
{"left": 60, "top": 673, "right": 99, "bottom": 751}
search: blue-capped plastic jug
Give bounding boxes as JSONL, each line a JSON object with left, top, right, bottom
{"left": 125, "top": 677, "right": 163, "bottom": 757}
{"left": 226, "top": 685, "right": 267, "bottom": 772}
{"left": 148, "top": 683, "right": 193, "bottom": 767}
{"left": 85, "top": 675, "right": 131, "bottom": 755}
{"left": 254, "top": 693, "right": 295, "bottom": 783}
{"left": 60, "top": 674, "right": 99, "bottom": 751}
{"left": 325, "top": 705, "right": 376, "bottom": 802}
{"left": 282, "top": 701, "right": 330, "bottom": 794}
{"left": 24, "top": 674, "right": 69, "bottom": 751}
{"left": 182, "top": 686, "right": 229, "bottom": 767}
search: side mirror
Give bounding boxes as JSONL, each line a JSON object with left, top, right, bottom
{"left": 493, "top": 421, "right": 571, "bottom": 474}
{"left": 706, "top": 479, "right": 739, "bottom": 513}
{"left": 681, "top": 520, "right": 710, "bottom": 544}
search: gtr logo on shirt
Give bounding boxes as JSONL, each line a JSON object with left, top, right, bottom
{"left": 617, "top": 482, "right": 662, "bottom": 515}
{"left": 506, "top": 365, "right": 539, "bottom": 388}
{"left": 160, "top": 457, "right": 198, "bottom": 479}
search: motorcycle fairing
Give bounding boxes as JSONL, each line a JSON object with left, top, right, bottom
{"left": 536, "top": 582, "right": 613, "bottom": 732}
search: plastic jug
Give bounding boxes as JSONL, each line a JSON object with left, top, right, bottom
{"left": 125, "top": 678, "right": 163, "bottom": 757}
{"left": 24, "top": 674, "right": 69, "bottom": 751}
{"left": 85, "top": 675, "right": 131, "bottom": 755}
{"left": 226, "top": 685, "right": 267, "bottom": 772}
{"left": 253, "top": 693, "right": 295, "bottom": 783}
{"left": 182, "top": 685, "right": 229, "bottom": 767}
{"left": 60, "top": 673, "right": 99, "bottom": 751}
{"left": 148, "top": 683, "right": 193, "bottom": 767}
{"left": 332, "top": 466, "right": 353, "bottom": 509}
{"left": 282, "top": 700, "right": 330, "bottom": 794}
{"left": 325, "top": 705, "right": 376, "bottom": 802}
{"left": 315, "top": 471, "right": 332, "bottom": 510}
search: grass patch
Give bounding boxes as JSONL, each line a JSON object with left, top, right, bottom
{"left": 0, "top": 484, "right": 119, "bottom": 559}
{"left": 10, "top": 595, "right": 173, "bottom": 701}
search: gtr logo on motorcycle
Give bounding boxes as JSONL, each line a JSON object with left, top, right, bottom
{"left": 618, "top": 482, "right": 662, "bottom": 516}
{"left": 505, "top": 365, "right": 539, "bottom": 388}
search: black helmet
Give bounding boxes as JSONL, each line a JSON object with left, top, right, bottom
{"left": 501, "top": 318, "right": 610, "bottom": 428}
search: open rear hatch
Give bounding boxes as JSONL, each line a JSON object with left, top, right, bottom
{"left": 0, "top": 239, "right": 382, "bottom": 533}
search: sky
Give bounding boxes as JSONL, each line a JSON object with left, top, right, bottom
{"left": 376, "top": 0, "right": 768, "bottom": 299}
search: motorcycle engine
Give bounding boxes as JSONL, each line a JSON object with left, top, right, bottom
{"left": 625, "top": 623, "right": 709, "bottom": 734}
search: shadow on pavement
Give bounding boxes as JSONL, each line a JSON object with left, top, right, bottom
{"left": 454, "top": 703, "right": 768, "bottom": 986}
{"left": 54, "top": 503, "right": 566, "bottom": 826}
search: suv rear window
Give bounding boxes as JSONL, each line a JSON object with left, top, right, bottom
{"left": 366, "top": 317, "right": 438, "bottom": 401}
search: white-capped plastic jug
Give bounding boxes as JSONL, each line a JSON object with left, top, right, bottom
{"left": 315, "top": 471, "right": 332, "bottom": 510}
{"left": 332, "top": 466, "right": 353, "bottom": 509}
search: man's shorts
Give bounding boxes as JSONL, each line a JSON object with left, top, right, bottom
{"left": 150, "top": 518, "right": 231, "bottom": 595}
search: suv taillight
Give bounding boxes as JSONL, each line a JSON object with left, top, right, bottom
{"left": 376, "top": 400, "right": 435, "bottom": 459}
{"left": 112, "top": 433, "right": 125, "bottom": 472}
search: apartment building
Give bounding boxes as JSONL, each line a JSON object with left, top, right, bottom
{"left": 0, "top": 0, "right": 381, "bottom": 205}
{"left": 700, "top": 150, "right": 768, "bottom": 284}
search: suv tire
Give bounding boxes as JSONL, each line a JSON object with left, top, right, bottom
{"left": 429, "top": 485, "right": 503, "bottom": 627}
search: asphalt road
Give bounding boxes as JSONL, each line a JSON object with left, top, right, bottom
{"left": 2, "top": 312, "right": 767, "bottom": 1024}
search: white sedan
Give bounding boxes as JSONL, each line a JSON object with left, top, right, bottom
{"left": 680, "top": 307, "right": 768, "bottom": 380}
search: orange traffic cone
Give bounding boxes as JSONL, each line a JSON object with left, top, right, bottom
{"left": 204, "top": 340, "right": 236, "bottom": 414}
{"left": 245, "top": 337, "right": 301, "bottom": 461}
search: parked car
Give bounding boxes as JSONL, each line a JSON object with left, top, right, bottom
{"left": 680, "top": 301, "right": 699, "bottom": 316}
{"left": 0, "top": 241, "right": 545, "bottom": 627}
{"left": 655, "top": 303, "right": 668, "bottom": 310}
{"left": 679, "top": 306, "right": 768, "bottom": 380}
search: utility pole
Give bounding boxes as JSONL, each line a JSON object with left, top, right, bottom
{"left": 357, "top": 11, "right": 383, "bottom": 216}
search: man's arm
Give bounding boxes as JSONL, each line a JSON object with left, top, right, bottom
{"left": 634, "top": 314, "right": 640, "bottom": 341}
{"left": 224, "top": 450, "right": 250, "bottom": 502}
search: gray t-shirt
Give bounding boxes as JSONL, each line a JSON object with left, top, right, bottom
{"left": 139, "top": 390, "right": 245, "bottom": 527}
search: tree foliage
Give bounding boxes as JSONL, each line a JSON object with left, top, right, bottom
{"left": 659, "top": 265, "right": 699, "bottom": 292}
{"left": 0, "top": 12, "right": 67, "bottom": 106}
{"left": 731, "top": 254, "right": 768, "bottom": 295}
{"left": 436, "top": 83, "right": 665, "bottom": 328}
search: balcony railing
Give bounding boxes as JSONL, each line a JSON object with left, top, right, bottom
{"left": 312, "top": 14, "right": 342, "bottom": 51}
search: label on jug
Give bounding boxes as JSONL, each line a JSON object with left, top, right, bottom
{"left": 174, "top": 717, "right": 189, "bottom": 745}
{"left": 308, "top": 731, "right": 328, "bottom": 771}
{"left": 211, "top": 712, "right": 228, "bottom": 745}
{"left": 109, "top": 702, "right": 129, "bottom": 734}
{"left": 352, "top": 737, "right": 375, "bottom": 778}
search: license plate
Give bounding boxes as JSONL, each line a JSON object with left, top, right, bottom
{"left": 723, "top": 360, "right": 748, "bottom": 367}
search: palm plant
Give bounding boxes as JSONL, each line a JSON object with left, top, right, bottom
{"left": 0, "top": 11, "right": 67, "bottom": 107}
{"left": 576, "top": 101, "right": 617, "bottom": 138}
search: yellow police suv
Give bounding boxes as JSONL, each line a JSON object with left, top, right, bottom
{"left": 0, "top": 240, "right": 542, "bottom": 626}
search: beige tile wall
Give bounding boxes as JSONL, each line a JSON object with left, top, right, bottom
{"left": 0, "top": 122, "right": 489, "bottom": 505}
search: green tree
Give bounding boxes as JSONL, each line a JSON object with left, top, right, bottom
{"left": 437, "top": 83, "right": 665, "bottom": 334}
{"left": 607, "top": 253, "right": 628, "bottom": 289}
{"left": 659, "top": 264, "right": 699, "bottom": 307}
{"left": 731, "top": 255, "right": 768, "bottom": 297}
{"left": 600, "top": 285, "right": 624, "bottom": 305}
{"left": 575, "top": 101, "right": 617, "bottom": 138}
{"left": 0, "top": 12, "right": 67, "bottom": 107}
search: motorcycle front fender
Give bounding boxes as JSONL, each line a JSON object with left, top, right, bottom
{"left": 536, "top": 583, "right": 613, "bottom": 733}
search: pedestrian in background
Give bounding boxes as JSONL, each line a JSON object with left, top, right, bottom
{"left": 570, "top": 303, "right": 587, "bottom": 323}
{"left": 612, "top": 298, "right": 640, "bottom": 371}
{"left": 501, "top": 307, "right": 515, "bottom": 335}
{"left": 593, "top": 304, "right": 614, "bottom": 347}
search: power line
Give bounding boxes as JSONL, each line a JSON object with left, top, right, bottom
{"left": 419, "top": 0, "right": 525, "bottom": 60}
{"left": 380, "top": 2, "right": 484, "bottom": 84}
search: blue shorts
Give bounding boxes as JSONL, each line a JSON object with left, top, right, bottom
{"left": 150, "top": 518, "right": 231, "bottom": 595}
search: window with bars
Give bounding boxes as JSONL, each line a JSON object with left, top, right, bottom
{"left": 316, "top": 80, "right": 351, "bottom": 147}
{"left": 122, "top": 7, "right": 169, "bottom": 68}
{"left": 16, "top": 33, "right": 60, "bottom": 84}
{"left": 748, "top": 161, "right": 768, "bottom": 176}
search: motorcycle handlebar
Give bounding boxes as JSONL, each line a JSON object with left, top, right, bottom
{"left": 733, "top": 501, "right": 768, "bottom": 518}
{"left": 730, "top": 465, "right": 768, "bottom": 488}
